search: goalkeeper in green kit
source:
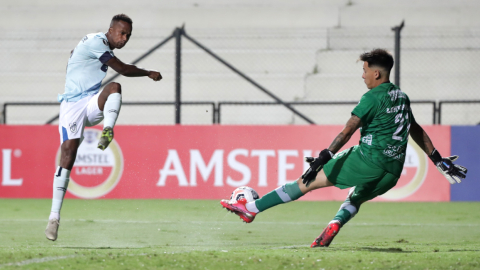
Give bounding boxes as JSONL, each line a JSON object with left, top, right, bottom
{"left": 220, "top": 48, "right": 468, "bottom": 247}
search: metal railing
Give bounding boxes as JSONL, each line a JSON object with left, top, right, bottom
{"left": 217, "top": 100, "right": 437, "bottom": 124}
{"left": 438, "top": 100, "right": 480, "bottom": 125}
{"left": 3, "top": 23, "right": 479, "bottom": 126}
{"left": 3, "top": 102, "right": 216, "bottom": 125}
{"left": 4, "top": 100, "right": 440, "bottom": 125}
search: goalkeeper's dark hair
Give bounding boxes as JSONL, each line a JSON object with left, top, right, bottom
{"left": 110, "top": 14, "right": 132, "bottom": 27}
{"left": 360, "top": 49, "right": 394, "bottom": 74}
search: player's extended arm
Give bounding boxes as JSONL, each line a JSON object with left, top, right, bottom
{"left": 106, "top": 57, "right": 162, "bottom": 81}
{"left": 302, "top": 114, "right": 362, "bottom": 187}
{"left": 410, "top": 120, "right": 467, "bottom": 184}
{"left": 409, "top": 120, "right": 435, "bottom": 154}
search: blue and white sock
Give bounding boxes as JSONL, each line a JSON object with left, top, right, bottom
{"left": 49, "top": 166, "right": 70, "bottom": 221}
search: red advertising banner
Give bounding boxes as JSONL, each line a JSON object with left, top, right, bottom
{"left": 0, "top": 125, "right": 450, "bottom": 201}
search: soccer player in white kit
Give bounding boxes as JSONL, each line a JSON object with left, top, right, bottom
{"left": 45, "top": 14, "right": 162, "bottom": 241}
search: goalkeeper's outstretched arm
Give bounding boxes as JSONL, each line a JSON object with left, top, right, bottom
{"left": 410, "top": 120, "right": 468, "bottom": 184}
{"left": 409, "top": 120, "right": 435, "bottom": 155}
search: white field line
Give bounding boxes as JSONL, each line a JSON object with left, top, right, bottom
{"left": 0, "top": 252, "right": 156, "bottom": 268}
{"left": 0, "top": 219, "right": 479, "bottom": 227}
{"left": 0, "top": 255, "right": 76, "bottom": 268}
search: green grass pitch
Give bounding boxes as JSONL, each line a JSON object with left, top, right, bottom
{"left": 0, "top": 199, "right": 479, "bottom": 269}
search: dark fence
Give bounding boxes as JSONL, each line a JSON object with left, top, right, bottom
{"left": 3, "top": 102, "right": 216, "bottom": 125}
{"left": 438, "top": 100, "right": 480, "bottom": 125}
{"left": 4, "top": 100, "right": 442, "bottom": 125}
{"left": 3, "top": 23, "right": 479, "bottom": 126}
{"left": 217, "top": 100, "right": 437, "bottom": 124}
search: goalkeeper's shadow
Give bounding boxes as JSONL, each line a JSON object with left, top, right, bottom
{"left": 355, "top": 247, "right": 414, "bottom": 253}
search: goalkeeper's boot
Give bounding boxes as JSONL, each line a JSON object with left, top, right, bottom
{"left": 97, "top": 126, "right": 114, "bottom": 151}
{"left": 45, "top": 219, "right": 60, "bottom": 241}
{"left": 311, "top": 221, "right": 341, "bottom": 248}
{"left": 220, "top": 198, "right": 256, "bottom": 223}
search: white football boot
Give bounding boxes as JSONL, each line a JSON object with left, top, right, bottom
{"left": 45, "top": 219, "right": 60, "bottom": 241}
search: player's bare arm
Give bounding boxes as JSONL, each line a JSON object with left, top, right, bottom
{"left": 105, "top": 57, "right": 162, "bottom": 81}
{"left": 409, "top": 119, "right": 434, "bottom": 155}
{"left": 328, "top": 114, "right": 363, "bottom": 153}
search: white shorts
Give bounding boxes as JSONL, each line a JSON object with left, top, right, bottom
{"left": 59, "top": 93, "right": 104, "bottom": 144}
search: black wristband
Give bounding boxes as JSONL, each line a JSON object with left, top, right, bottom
{"left": 318, "top": 149, "right": 334, "bottom": 164}
{"left": 429, "top": 148, "right": 442, "bottom": 165}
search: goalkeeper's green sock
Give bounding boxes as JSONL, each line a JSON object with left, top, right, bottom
{"left": 246, "top": 182, "right": 304, "bottom": 213}
{"left": 332, "top": 199, "right": 358, "bottom": 225}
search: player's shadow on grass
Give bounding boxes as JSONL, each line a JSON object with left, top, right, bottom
{"left": 447, "top": 249, "right": 480, "bottom": 252}
{"left": 63, "top": 247, "right": 140, "bottom": 250}
{"left": 356, "top": 247, "right": 414, "bottom": 253}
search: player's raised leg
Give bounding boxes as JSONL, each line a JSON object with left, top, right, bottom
{"left": 97, "top": 82, "right": 122, "bottom": 150}
{"left": 221, "top": 169, "right": 334, "bottom": 223}
{"left": 311, "top": 173, "right": 398, "bottom": 247}
{"left": 46, "top": 138, "right": 80, "bottom": 241}
{"left": 310, "top": 187, "right": 358, "bottom": 247}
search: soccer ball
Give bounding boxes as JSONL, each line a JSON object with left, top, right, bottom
{"left": 229, "top": 186, "right": 260, "bottom": 203}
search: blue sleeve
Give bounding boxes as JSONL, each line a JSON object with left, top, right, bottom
{"left": 87, "top": 36, "right": 114, "bottom": 64}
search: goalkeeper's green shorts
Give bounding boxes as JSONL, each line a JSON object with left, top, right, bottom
{"left": 323, "top": 145, "right": 399, "bottom": 205}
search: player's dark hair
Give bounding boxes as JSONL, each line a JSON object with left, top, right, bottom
{"left": 360, "top": 49, "right": 394, "bottom": 73}
{"left": 111, "top": 14, "right": 132, "bottom": 27}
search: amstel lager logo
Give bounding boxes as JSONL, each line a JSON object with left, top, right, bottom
{"left": 381, "top": 139, "right": 428, "bottom": 200}
{"left": 56, "top": 128, "right": 123, "bottom": 199}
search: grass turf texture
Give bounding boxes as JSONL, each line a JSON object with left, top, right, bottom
{"left": 0, "top": 199, "right": 479, "bottom": 269}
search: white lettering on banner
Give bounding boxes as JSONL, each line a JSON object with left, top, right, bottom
{"left": 226, "top": 149, "right": 251, "bottom": 187}
{"left": 2, "top": 149, "right": 23, "bottom": 186}
{"left": 157, "top": 149, "right": 317, "bottom": 187}
{"left": 157, "top": 150, "right": 188, "bottom": 186}
{"left": 277, "top": 150, "right": 298, "bottom": 186}
{"left": 251, "top": 150, "right": 275, "bottom": 187}
{"left": 75, "top": 167, "right": 103, "bottom": 175}
{"left": 190, "top": 150, "right": 224, "bottom": 187}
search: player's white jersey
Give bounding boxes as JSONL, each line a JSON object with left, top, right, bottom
{"left": 58, "top": 32, "right": 114, "bottom": 102}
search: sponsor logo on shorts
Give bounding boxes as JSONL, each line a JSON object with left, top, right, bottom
{"left": 108, "top": 109, "right": 118, "bottom": 113}
{"left": 56, "top": 128, "right": 123, "bottom": 199}
{"left": 383, "top": 144, "right": 405, "bottom": 160}
{"left": 69, "top": 122, "right": 77, "bottom": 133}
{"left": 381, "top": 141, "right": 428, "bottom": 200}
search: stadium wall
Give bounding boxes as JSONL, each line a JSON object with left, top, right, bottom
{"left": 450, "top": 126, "right": 480, "bottom": 201}
{"left": 0, "top": 125, "right": 471, "bottom": 201}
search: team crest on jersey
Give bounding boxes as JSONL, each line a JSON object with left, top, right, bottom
{"left": 388, "top": 89, "right": 406, "bottom": 101}
{"left": 69, "top": 122, "right": 77, "bottom": 133}
{"left": 55, "top": 128, "right": 124, "bottom": 199}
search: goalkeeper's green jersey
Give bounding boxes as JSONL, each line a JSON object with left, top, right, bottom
{"left": 351, "top": 82, "right": 414, "bottom": 177}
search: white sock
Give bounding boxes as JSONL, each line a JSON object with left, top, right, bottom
{"left": 246, "top": 201, "right": 260, "bottom": 213}
{"left": 50, "top": 166, "right": 70, "bottom": 220}
{"left": 49, "top": 211, "right": 60, "bottom": 221}
{"left": 103, "top": 93, "right": 122, "bottom": 128}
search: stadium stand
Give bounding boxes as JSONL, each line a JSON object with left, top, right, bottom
{"left": 1, "top": 0, "right": 479, "bottom": 125}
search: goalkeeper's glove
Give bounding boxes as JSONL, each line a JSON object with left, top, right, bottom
{"left": 301, "top": 149, "right": 334, "bottom": 187}
{"left": 428, "top": 148, "right": 468, "bottom": 184}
